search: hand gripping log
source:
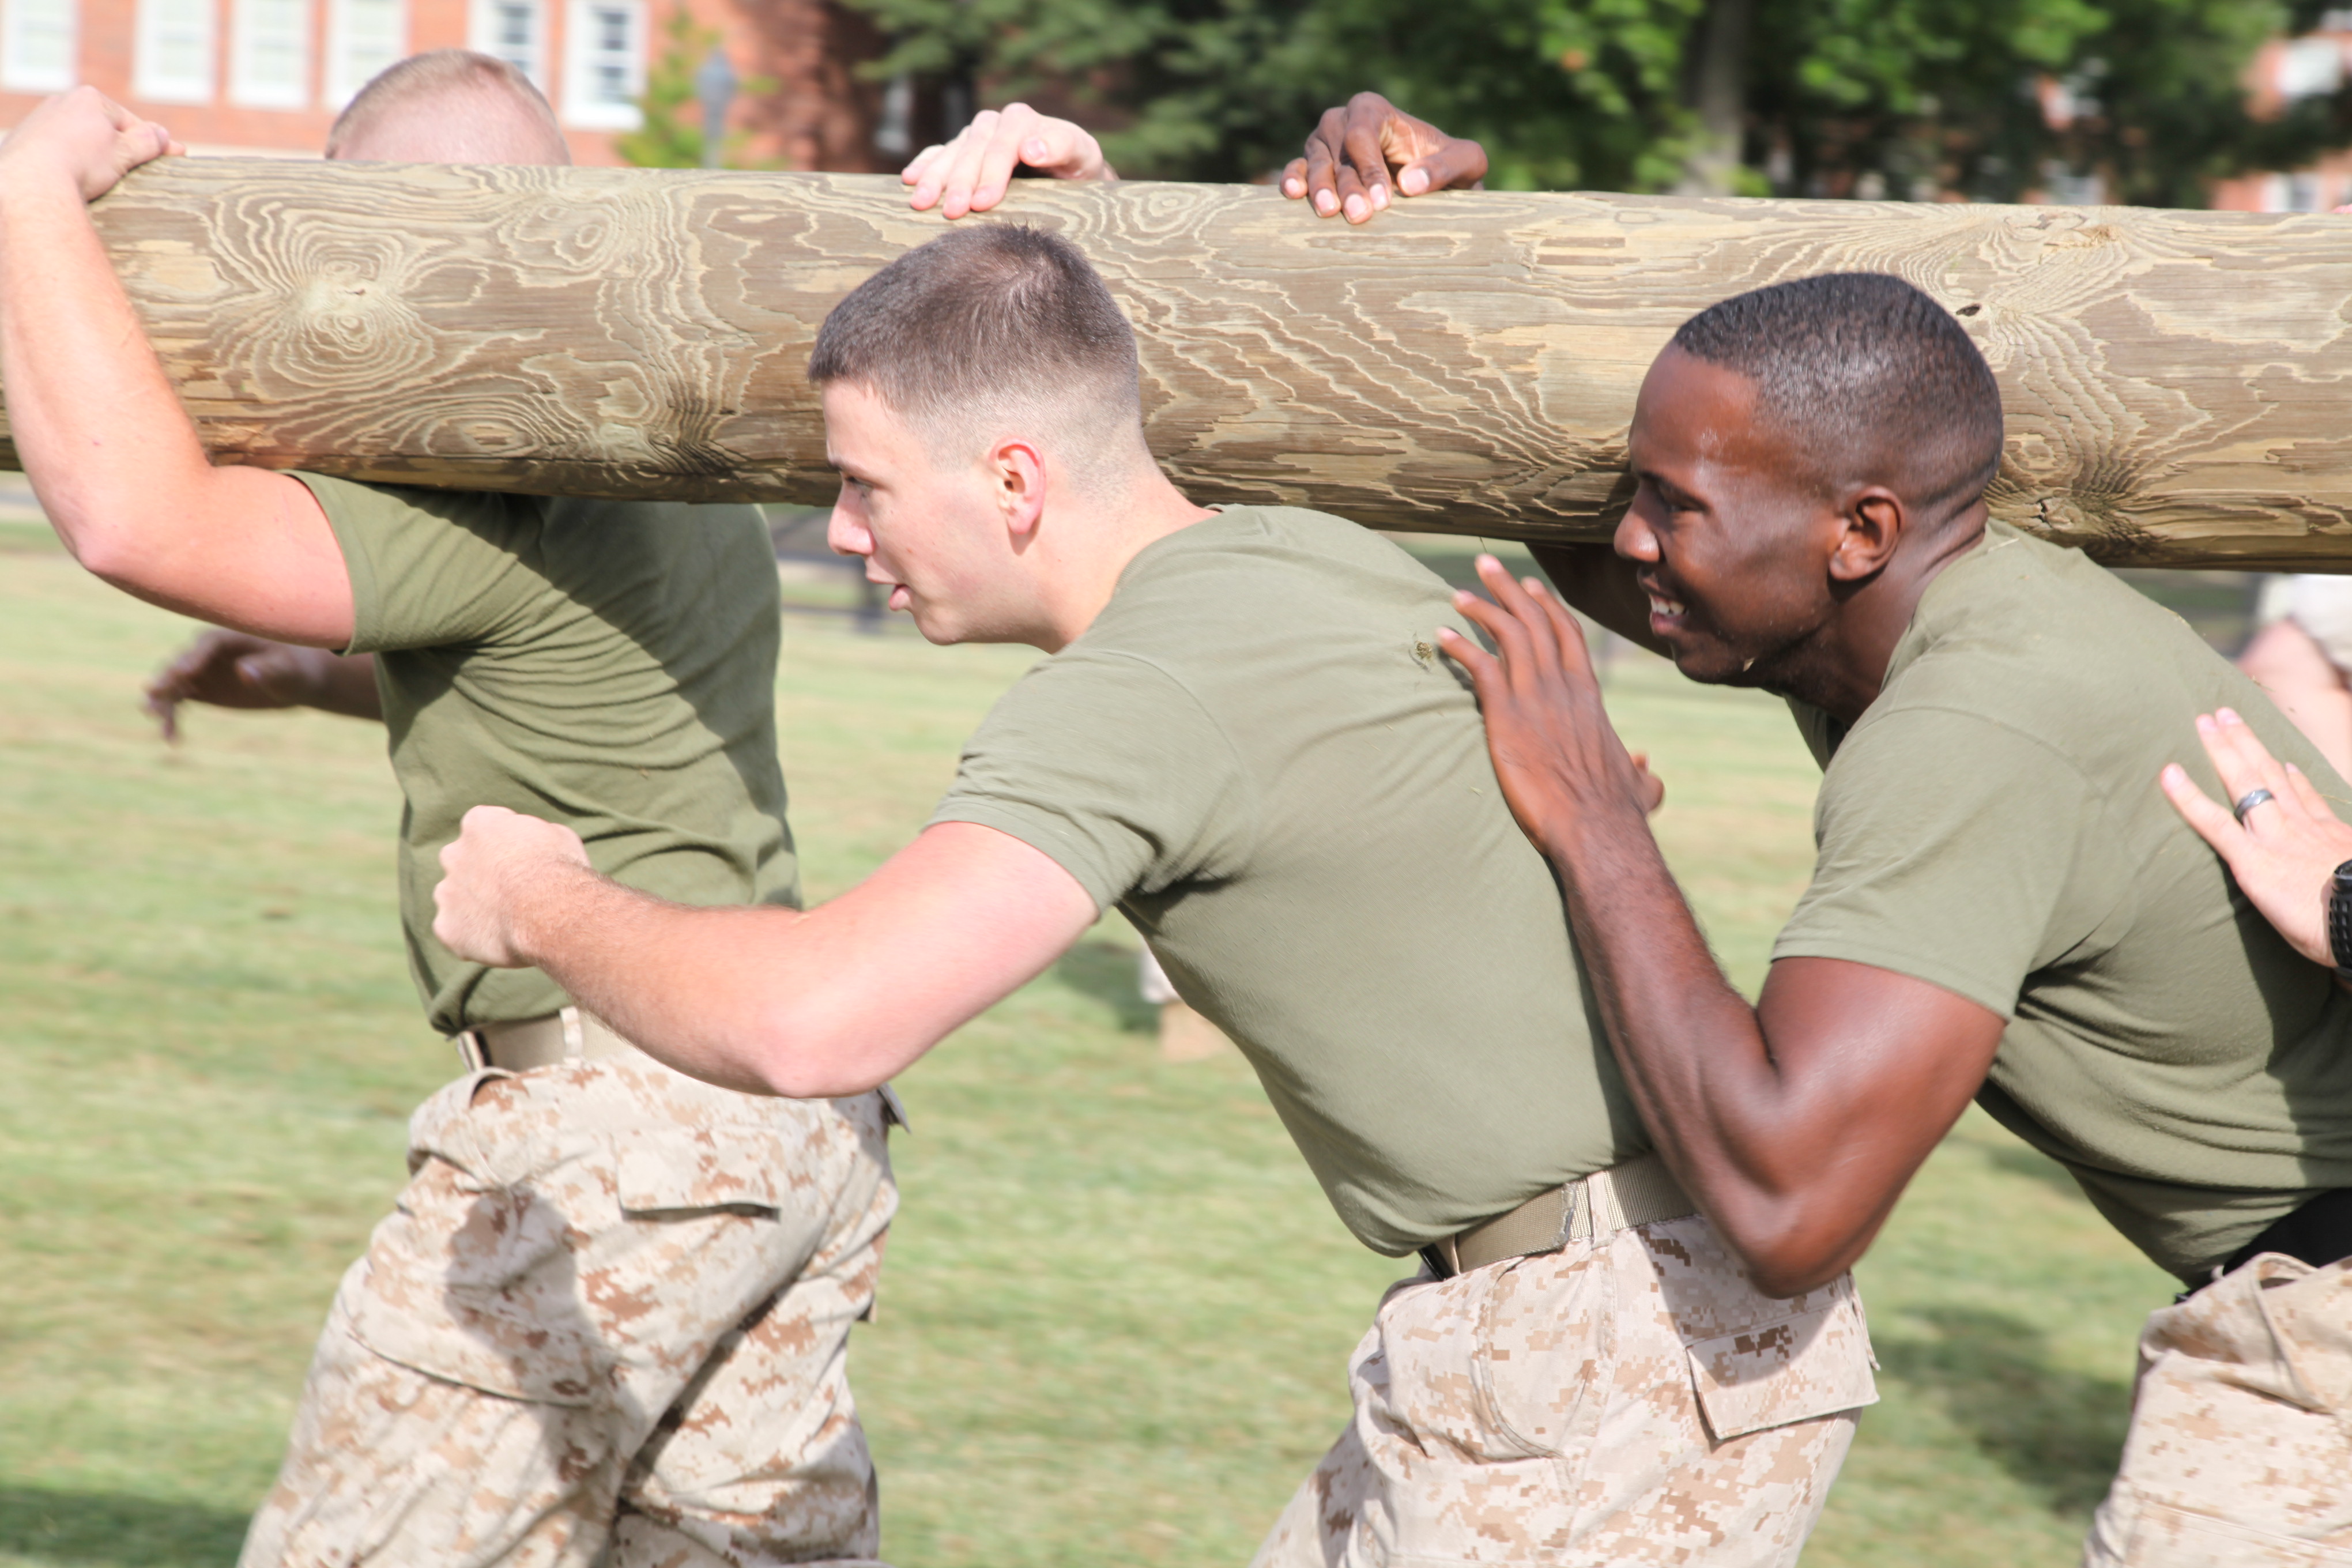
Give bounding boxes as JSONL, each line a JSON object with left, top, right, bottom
{"left": 46, "top": 158, "right": 2352, "bottom": 567}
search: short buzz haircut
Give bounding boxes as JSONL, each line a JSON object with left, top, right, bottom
{"left": 1669, "top": 273, "right": 2003, "bottom": 521}
{"left": 325, "top": 49, "right": 562, "bottom": 158}
{"left": 808, "top": 225, "right": 1144, "bottom": 480}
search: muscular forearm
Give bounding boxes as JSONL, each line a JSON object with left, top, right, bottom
{"left": 0, "top": 154, "right": 350, "bottom": 640}
{"left": 1548, "top": 812, "right": 1910, "bottom": 1294}
{"left": 502, "top": 867, "right": 910, "bottom": 1098}
{"left": 0, "top": 175, "right": 212, "bottom": 570}
{"left": 1446, "top": 555, "right": 1999, "bottom": 1296}
{"left": 439, "top": 818, "right": 1096, "bottom": 1100}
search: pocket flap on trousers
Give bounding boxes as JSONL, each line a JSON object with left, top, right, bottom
{"left": 1686, "top": 1297, "right": 1880, "bottom": 1441}
{"left": 613, "top": 1129, "right": 787, "bottom": 1215}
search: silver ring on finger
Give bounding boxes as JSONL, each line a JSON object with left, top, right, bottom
{"left": 2233, "top": 787, "right": 2276, "bottom": 824}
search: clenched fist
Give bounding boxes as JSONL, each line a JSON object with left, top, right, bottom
{"left": 432, "top": 804, "right": 591, "bottom": 968}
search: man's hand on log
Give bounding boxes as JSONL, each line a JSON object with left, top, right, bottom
{"left": 1283, "top": 92, "right": 1487, "bottom": 225}
{"left": 0, "top": 86, "right": 180, "bottom": 202}
{"left": 903, "top": 103, "right": 1115, "bottom": 220}
{"left": 434, "top": 804, "right": 594, "bottom": 969}
{"left": 2161, "top": 707, "right": 2352, "bottom": 970}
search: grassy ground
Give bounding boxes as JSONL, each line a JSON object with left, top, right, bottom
{"left": 0, "top": 538, "right": 2174, "bottom": 1567}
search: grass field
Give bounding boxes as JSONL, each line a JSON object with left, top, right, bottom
{"left": 0, "top": 533, "right": 2176, "bottom": 1567}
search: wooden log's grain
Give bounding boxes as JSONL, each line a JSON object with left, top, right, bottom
{"left": 39, "top": 158, "right": 2352, "bottom": 567}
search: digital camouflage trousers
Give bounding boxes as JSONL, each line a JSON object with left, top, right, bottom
{"left": 2086, "top": 1250, "right": 2352, "bottom": 1567}
{"left": 239, "top": 1051, "right": 898, "bottom": 1568}
{"left": 1251, "top": 1211, "right": 1879, "bottom": 1568}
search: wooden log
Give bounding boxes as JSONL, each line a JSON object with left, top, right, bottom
{"left": 43, "top": 157, "right": 2352, "bottom": 567}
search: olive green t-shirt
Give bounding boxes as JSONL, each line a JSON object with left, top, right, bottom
{"left": 930, "top": 507, "right": 1639, "bottom": 1257}
{"left": 297, "top": 473, "right": 796, "bottom": 1036}
{"left": 1776, "top": 522, "right": 2352, "bottom": 1282}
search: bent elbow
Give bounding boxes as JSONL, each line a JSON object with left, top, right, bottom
{"left": 1744, "top": 1252, "right": 1848, "bottom": 1301}
{"left": 1713, "top": 1215, "right": 1857, "bottom": 1300}
{"left": 744, "top": 1002, "right": 884, "bottom": 1099}
{"left": 65, "top": 522, "right": 137, "bottom": 587}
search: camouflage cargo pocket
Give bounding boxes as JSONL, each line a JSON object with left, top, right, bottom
{"left": 1683, "top": 1292, "right": 1880, "bottom": 1441}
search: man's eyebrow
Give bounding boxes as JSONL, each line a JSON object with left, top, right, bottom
{"left": 1639, "top": 469, "right": 1701, "bottom": 508}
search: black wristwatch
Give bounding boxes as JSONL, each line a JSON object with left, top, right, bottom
{"left": 2329, "top": 860, "right": 2352, "bottom": 979}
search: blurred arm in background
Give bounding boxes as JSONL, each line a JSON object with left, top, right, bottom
{"left": 142, "top": 628, "right": 382, "bottom": 742}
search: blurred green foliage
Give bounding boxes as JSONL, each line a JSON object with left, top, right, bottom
{"left": 619, "top": 6, "right": 775, "bottom": 169}
{"left": 617, "top": 5, "right": 716, "bottom": 168}
{"left": 839, "top": 0, "right": 2352, "bottom": 204}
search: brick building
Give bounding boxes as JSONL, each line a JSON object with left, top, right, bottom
{"left": 0, "top": 0, "right": 897, "bottom": 167}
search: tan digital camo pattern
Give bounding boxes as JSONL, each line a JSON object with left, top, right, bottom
{"left": 240, "top": 1053, "right": 896, "bottom": 1568}
{"left": 2085, "top": 1253, "right": 2352, "bottom": 1567}
{"left": 1251, "top": 1212, "right": 1875, "bottom": 1567}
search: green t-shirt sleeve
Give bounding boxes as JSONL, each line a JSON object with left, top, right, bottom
{"left": 928, "top": 650, "right": 1258, "bottom": 915}
{"left": 1772, "top": 707, "right": 2127, "bottom": 1019}
{"left": 291, "top": 472, "right": 548, "bottom": 655}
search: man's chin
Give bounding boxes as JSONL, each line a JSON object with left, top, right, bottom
{"left": 1669, "top": 643, "right": 1796, "bottom": 699}
{"left": 1664, "top": 640, "right": 1740, "bottom": 686}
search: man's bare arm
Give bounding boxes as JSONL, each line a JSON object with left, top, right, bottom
{"left": 144, "top": 631, "right": 383, "bottom": 741}
{"left": 1441, "top": 555, "right": 2003, "bottom": 1296}
{"left": 0, "top": 89, "right": 354, "bottom": 647}
{"left": 434, "top": 812, "right": 1100, "bottom": 1096}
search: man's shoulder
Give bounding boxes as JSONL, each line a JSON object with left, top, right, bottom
{"left": 1875, "top": 524, "right": 2214, "bottom": 732}
{"left": 1111, "top": 506, "right": 1446, "bottom": 619}
{"left": 1052, "top": 505, "right": 1467, "bottom": 725}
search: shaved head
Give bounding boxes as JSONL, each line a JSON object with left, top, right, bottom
{"left": 1668, "top": 273, "right": 2002, "bottom": 523}
{"left": 326, "top": 50, "right": 570, "bottom": 165}
{"left": 807, "top": 224, "right": 1148, "bottom": 495}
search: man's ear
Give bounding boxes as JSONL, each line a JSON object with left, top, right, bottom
{"left": 1829, "top": 488, "right": 1905, "bottom": 583}
{"left": 992, "top": 439, "right": 1048, "bottom": 542}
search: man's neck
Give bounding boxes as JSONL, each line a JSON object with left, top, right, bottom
{"left": 1033, "top": 473, "right": 1216, "bottom": 650}
{"left": 1767, "top": 510, "right": 1988, "bottom": 724}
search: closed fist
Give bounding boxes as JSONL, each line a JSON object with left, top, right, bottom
{"left": 432, "top": 804, "right": 590, "bottom": 968}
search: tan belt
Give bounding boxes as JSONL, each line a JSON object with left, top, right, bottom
{"left": 1428, "top": 1151, "right": 1697, "bottom": 1278}
{"left": 455, "top": 1006, "right": 635, "bottom": 1073}
{"left": 451, "top": 1006, "right": 915, "bottom": 1130}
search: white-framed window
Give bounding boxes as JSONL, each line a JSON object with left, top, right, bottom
{"left": 2, "top": 0, "right": 77, "bottom": 92}
{"left": 133, "top": 0, "right": 216, "bottom": 103}
{"left": 561, "top": 0, "right": 641, "bottom": 130}
{"left": 230, "top": 0, "right": 307, "bottom": 107}
{"left": 324, "top": 0, "right": 404, "bottom": 107}
{"left": 469, "top": 0, "right": 542, "bottom": 87}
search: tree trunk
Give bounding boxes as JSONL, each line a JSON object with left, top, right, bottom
{"left": 1676, "top": 0, "right": 1754, "bottom": 198}
{"left": 38, "top": 157, "right": 2352, "bottom": 568}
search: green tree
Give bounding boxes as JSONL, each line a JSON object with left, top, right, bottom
{"left": 838, "top": 0, "right": 2352, "bottom": 203}
{"left": 1744, "top": 0, "right": 2352, "bottom": 205}
{"left": 618, "top": 5, "right": 716, "bottom": 168}
{"left": 619, "top": 7, "right": 778, "bottom": 170}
